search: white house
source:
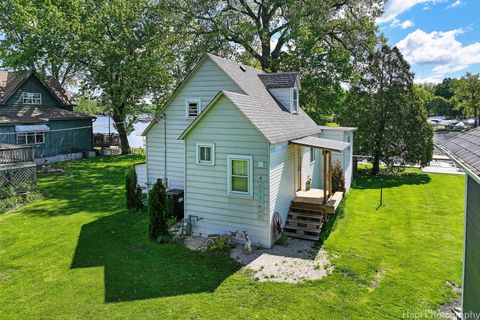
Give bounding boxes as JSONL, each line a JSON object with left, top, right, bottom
{"left": 141, "top": 53, "right": 356, "bottom": 247}
{"left": 438, "top": 128, "right": 480, "bottom": 315}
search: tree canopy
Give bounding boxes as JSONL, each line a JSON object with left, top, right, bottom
{"left": 0, "top": 0, "right": 179, "bottom": 153}
{"left": 340, "top": 43, "right": 433, "bottom": 174}
{"left": 174, "top": 0, "right": 383, "bottom": 120}
{"left": 453, "top": 73, "right": 480, "bottom": 127}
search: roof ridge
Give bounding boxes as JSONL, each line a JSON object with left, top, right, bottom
{"left": 206, "top": 53, "right": 265, "bottom": 73}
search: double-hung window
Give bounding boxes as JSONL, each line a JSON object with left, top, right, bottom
{"left": 227, "top": 155, "right": 253, "bottom": 197}
{"left": 196, "top": 143, "right": 215, "bottom": 165}
{"left": 185, "top": 99, "right": 201, "bottom": 119}
{"left": 22, "top": 92, "right": 42, "bottom": 105}
{"left": 291, "top": 87, "right": 299, "bottom": 113}
{"left": 310, "top": 147, "right": 315, "bottom": 163}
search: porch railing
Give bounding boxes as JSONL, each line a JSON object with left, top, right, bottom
{"left": 0, "top": 144, "right": 35, "bottom": 164}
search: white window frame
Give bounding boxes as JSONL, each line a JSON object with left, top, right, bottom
{"left": 22, "top": 92, "right": 42, "bottom": 105}
{"left": 185, "top": 99, "right": 201, "bottom": 119}
{"left": 291, "top": 86, "right": 299, "bottom": 114}
{"left": 196, "top": 143, "right": 215, "bottom": 165}
{"left": 16, "top": 132, "right": 45, "bottom": 145}
{"left": 310, "top": 147, "right": 316, "bottom": 163}
{"left": 227, "top": 155, "right": 253, "bottom": 197}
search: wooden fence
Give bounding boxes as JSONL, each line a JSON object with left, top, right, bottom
{"left": 0, "top": 144, "right": 35, "bottom": 164}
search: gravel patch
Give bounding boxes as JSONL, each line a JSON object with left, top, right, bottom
{"left": 183, "top": 236, "right": 212, "bottom": 251}
{"left": 230, "top": 237, "right": 333, "bottom": 283}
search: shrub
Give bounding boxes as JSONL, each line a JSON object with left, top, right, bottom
{"left": 125, "top": 166, "right": 143, "bottom": 211}
{"left": 147, "top": 179, "right": 169, "bottom": 242}
{"left": 331, "top": 160, "right": 346, "bottom": 193}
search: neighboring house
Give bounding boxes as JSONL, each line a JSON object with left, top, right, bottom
{"left": 0, "top": 70, "right": 95, "bottom": 163}
{"left": 438, "top": 128, "right": 480, "bottom": 315}
{"left": 142, "top": 53, "right": 356, "bottom": 247}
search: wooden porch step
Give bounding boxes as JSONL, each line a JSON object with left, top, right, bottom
{"left": 283, "top": 231, "right": 320, "bottom": 241}
{"left": 290, "top": 204, "right": 328, "bottom": 214}
{"left": 284, "top": 225, "right": 322, "bottom": 234}
{"left": 286, "top": 217, "right": 323, "bottom": 227}
{"left": 288, "top": 211, "right": 323, "bottom": 220}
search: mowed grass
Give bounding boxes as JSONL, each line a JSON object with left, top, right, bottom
{"left": 0, "top": 156, "right": 464, "bottom": 319}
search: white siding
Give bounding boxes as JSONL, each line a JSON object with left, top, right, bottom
{"left": 300, "top": 146, "right": 316, "bottom": 190}
{"left": 269, "top": 143, "right": 295, "bottom": 229}
{"left": 318, "top": 130, "right": 353, "bottom": 190}
{"left": 134, "top": 162, "right": 148, "bottom": 191}
{"left": 146, "top": 58, "right": 242, "bottom": 190}
{"left": 184, "top": 96, "right": 271, "bottom": 247}
{"left": 269, "top": 88, "right": 291, "bottom": 111}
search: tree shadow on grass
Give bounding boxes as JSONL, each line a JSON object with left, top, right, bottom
{"left": 353, "top": 171, "right": 431, "bottom": 190}
{"left": 71, "top": 210, "right": 241, "bottom": 302}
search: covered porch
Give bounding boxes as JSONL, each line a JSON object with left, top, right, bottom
{"left": 284, "top": 136, "right": 350, "bottom": 240}
{"left": 290, "top": 136, "right": 349, "bottom": 210}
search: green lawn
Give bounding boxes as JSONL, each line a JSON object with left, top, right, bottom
{"left": 0, "top": 156, "right": 464, "bottom": 319}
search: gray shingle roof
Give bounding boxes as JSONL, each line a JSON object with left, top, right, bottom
{"left": 0, "top": 106, "right": 95, "bottom": 121}
{"left": 258, "top": 72, "right": 299, "bottom": 89}
{"left": 438, "top": 127, "right": 480, "bottom": 177}
{"left": 205, "top": 54, "right": 320, "bottom": 143}
{"left": 290, "top": 136, "right": 350, "bottom": 153}
{"left": 0, "top": 116, "right": 47, "bottom": 125}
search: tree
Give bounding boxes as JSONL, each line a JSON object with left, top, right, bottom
{"left": 453, "top": 73, "right": 480, "bottom": 127}
{"left": 0, "top": 0, "right": 179, "bottom": 154}
{"left": 339, "top": 43, "right": 433, "bottom": 174}
{"left": 434, "top": 78, "right": 457, "bottom": 100}
{"left": 173, "top": 0, "right": 382, "bottom": 121}
{"left": 414, "top": 84, "right": 455, "bottom": 117}
{"left": 125, "top": 166, "right": 143, "bottom": 211}
{"left": 0, "top": 0, "right": 84, "bottom": 85}
{"left": 148, "top": 179, "right": 169, "bottom": 242}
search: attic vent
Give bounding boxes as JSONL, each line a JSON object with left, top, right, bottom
{"left": 239, "top": 65, "right": 247, "bottom": 72}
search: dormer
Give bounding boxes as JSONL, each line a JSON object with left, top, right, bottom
{"left": 258, "top": 72, "right": 300, "bottom": 113}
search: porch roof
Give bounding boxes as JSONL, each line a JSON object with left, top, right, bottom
{"left": 290, "top": 136, "right": 350, "bottom": 153}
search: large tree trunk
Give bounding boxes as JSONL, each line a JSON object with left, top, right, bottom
{"left": 112, "top": 111, "right": 131, "bottom": 155}
{"left": 372, "top": 156, "right": 380, "bottom": 175}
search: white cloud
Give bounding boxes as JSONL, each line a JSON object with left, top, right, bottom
{"left": 414, "top": 74, "right": 445, "bottom": 84}
{"left": 377, "top": 0, "right": 445, "bottom": 24}
{"left": 390, "top": 19, "right": 415, "bottom": 29}
{"left": 396, "top": 28, "right": 480, "bottom": 77}
{"left": 447, "top": 0, "right": 462, "bottom": 9}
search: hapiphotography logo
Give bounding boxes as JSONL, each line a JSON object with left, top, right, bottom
{"left": 402, "top": 309, "right": 480, "bottom": 319}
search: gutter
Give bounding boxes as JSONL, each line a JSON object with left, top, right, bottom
{"left": 435, "top": 143, "right": 480, "bottom": 185}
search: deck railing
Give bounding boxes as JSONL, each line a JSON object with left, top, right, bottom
{"left": 0, "top": 144, "right": 35, "bottom": 164}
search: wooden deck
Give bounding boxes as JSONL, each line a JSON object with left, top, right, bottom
{"left": 284, "top": 189, "right": 344, "bottom": 240}
{"left": 294, "top": 188, "right": 343, "bottom": 213}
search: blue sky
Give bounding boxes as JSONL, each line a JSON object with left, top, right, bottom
{"left": 378, "top": 0, "right": 480, "bottom": 83}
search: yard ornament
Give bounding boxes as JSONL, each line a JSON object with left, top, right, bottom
{"left": 243, "top": 231, "right": 252, "bottom": 252}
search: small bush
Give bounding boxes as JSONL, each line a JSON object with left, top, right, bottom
{"left": 125, "top": 166, "right": 143, "bottom": 211}
{"left": 147, "top": 179, "right": 169, "bottom": 242}
{"left": 331, "top": 160, "right": 346, "bottom": 193}
{"left": 276, "top": 232, "right": 288, "bottom": 246}
{"left": 0, "top": 190, "right": 43, "bottom": 214}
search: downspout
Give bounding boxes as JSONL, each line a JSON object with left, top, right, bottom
{"left": 163, "top": 114, "right": 167, "bottom": 188}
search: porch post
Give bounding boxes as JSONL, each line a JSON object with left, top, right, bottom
{"left": 323, "top": 150, "right": 327, "bottom": 204}
{"left": 328, "top": 151, "right": 332, "bottom": 199}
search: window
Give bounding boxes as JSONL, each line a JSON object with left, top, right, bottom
{"left": 185, "top": 99, "right": 201, "bottom": 119}
{"left": 310, "top": 147, "right": 316, "bottom": 163}
{"left": 22, "top": 92, "right": 42, "bottom": 105}
{"left": 17, "top": 132, "right": 45, "bottom": 145}
{"left": 196, "top": 143, "right": 215, "bottom": 165}
{"left": 227, "top": 155, "right": 253, "bottom": 196}
{"left": 291, "top": 87, "right": 299, "bottom": 113}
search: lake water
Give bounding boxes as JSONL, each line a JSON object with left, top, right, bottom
{"left": 92, "top": 116, "right": 151, "bottom": 148}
